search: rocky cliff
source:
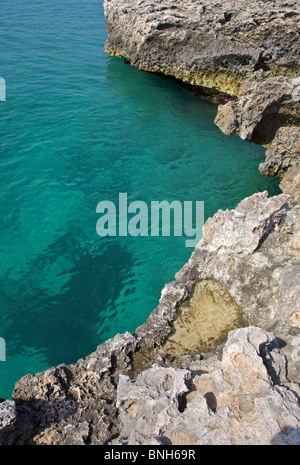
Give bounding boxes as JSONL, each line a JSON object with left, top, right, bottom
{"left": 103, "top": 0, "right": 300, "bottom": 96}
{"left": 0, "top": 0, "right": 299, "bottom": 446}
{"left": 1, "top": 192, "right": 299, "bottom": 445}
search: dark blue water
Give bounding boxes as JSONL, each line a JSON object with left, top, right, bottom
{"left": 0, "top": 0, "right": 280, "bottom": 398}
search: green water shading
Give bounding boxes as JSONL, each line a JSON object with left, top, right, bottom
{"left": 0, "top": 0, "right": 280, "bottom": 398}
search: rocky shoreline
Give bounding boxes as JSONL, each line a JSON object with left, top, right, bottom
{"left": 0, "top": 0, "right": 299, "bottom": 445}
{"left": 103, "top": 0, "right": 299, "bottom": 96}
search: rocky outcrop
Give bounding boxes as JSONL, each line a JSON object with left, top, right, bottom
{"left": 0, "top": 0, "right": 299, "bottom": 447}
{"left": 103, "top": 0, "right": 300, "bottom": 97}
{"left": 1, "top": 191, "right": 299, "bottom": 445}
{"left": 214, "top": 71, "right": 300, "bottom": 144}
{"left": 103, "top": 0, "right": 300, "bottom": 204}
{"left": 137, "top": 192, "right": 300, "bottom": 345}
{"left": 259, "top": 126, "right": 300, "bottom": 205}
{"left": 0, "top": 333, "right": 137, "bottom": 445}
{"left": 280, "top": 167, "right": 300, "bottom": 206}
{"left": 114, "top": 327, "right": 300, "bottom": 445}
{"left": 214, "top": 71, "right": 299, "bottom": 204}
{"left": 2, "top": 326, "right": 299, "bottom": 445}
{"left": 259, "top": 127, "right": 300, "bottom": 178}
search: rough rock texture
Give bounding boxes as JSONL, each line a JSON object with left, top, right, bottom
{"left": 103, "top": 0, "right": 300, "bottom": 97}
{"left": 1, "top": 191, "right": 299, "bottom": 445}
{"left": 214, "top": 71, "right": 300, "bottom": 144}
{"left": 215, "top": 71, "right": 299, "bottom": 205}
{"left": 280, "top": 167, "right": 300, "bottom": 206}
{"left": 104, "top": 0, "right": 300, "bottom": 206}
{"left": 0, "top": 401, "right": 15, "bottom": 434}
{"left": 0, "top": 333, "right": 137, "bottom": 445}
{"left": 0, "top": 0, "right": 299, "bottom": 447}
{"left": 136, "top": 192, "right": 300, "bottom": 345}
{"left": 259, "top": 127, "right": 300, "bottom": 178}
{"left": 259, "top": 126, "right": 300, "bottom": 205}
{"left": 114, "top": 327, "right": 300, "bottom": 445}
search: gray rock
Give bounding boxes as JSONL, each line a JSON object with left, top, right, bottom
{"left": 0, "top": 191, "right": 299, "bottom": 445}
{"left": 280, "top": 167, "right": 300, "bottom": 206}
{"left": 154, "top": 191, "right": 300, "bottom": 339}
{"left": 114, "top": 327, "right": 300, "bottom": 445}
{"left": 0, "top": 400, "right": 16, "bottom": 443}
{"left": 115, "top": 366, "right": 191, "bottom": 445}
{"left": 215, "top": 73, "right": 299, "bottom": 207}
{"left": 215, "top": 71, "right": 300, "bottom": 144}
{"left": 103, "top": 0, "right": 300, "bottom": 97}
{"left": 258, "top": 126, "right": 300, "bottom": 206}
{"left": 1, "top": 332, "right": 137, "bottom": 445}
{"left": 259, "top": 127, "right": 300, "bottom": 179}
{"left": 0, "top": 2, "right": 299, "bottom": 442}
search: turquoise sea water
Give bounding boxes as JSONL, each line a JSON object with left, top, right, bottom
{"left": 0, "top": 0, "right": 280, "bottom": 399}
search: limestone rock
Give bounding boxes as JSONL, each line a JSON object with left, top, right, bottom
{"left": 0, "top": 400, "right": 16, "bottom": 442}
{"left": 215, "top": 73, "right": 300, "bottom": 206}
{"left": 103, "top": 0, "right": 300, "bottom": 97}
{"left": 257, "top": 126, "right": 300, "bottom": 205}
{"left": 0, "top": 0, "right": 299, "bottom": 448}
{"left": 0, "top": 191, "right": 299, "bottom": 445}
{"left": 115, "top": 367, "right": 191, "bottom": 445}
{"left": 114, "top": 327, "right": 300, "bottom": 445}
{"left": 214, "top": 100, "right": 239, "bottom": 135}
{"left": 136, "top": 191, "right": 300, "bottom": 345}
{"left": 0, "top": 189, "right": 299, "bottom": 446}
{"left": 280, "top": 167, "right": 300, "bottom": 206}
{"left": 0, "top": 332, "right": 137, "bottom": 445}
{"left": 259, "top": 127, "right": 300, "bottom": 179}
{"left": 215, "top": 71, "right": 300, "bottom": 144}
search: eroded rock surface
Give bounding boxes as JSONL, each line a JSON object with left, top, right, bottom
{"left": 103, "top": 0, "right": 300, "bottom": 97}
{"left": 214, "top": 71, "right": 300, "bottom": 144}
{"left": 104, "top": 0, "right": 299, "bottom": 211}
{"left": 0, "top": 333, "right": 137, "bottom": 445}
{"left": 259, "top": 127, "right": 300, "bottom": 178}
{"left": 136, "top": 192, "right": 300, "bottom": 345}
{"left": 259, "top": 126, "right": 300, "bottom": 205}
{"left": 0, "top": 0, "right": 299, "bottom": 447}
{"left": 1, "top": 192, "right": 298, "bottom": 445}
{"left": 114, "top": 327, "right": 300, "bottom": 445}
{"left": 215, "top": 72, "right": 299, "bottom": 204}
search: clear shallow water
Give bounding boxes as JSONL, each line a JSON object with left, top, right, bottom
{"left": 0, "top": 0, "right": 280, "bottom": 399}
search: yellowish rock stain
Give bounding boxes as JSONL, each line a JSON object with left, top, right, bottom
{"left": 131, "top": 280, "right": 242, "bottom": 376}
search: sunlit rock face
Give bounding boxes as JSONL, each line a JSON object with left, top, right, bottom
{"left": 114, "top": 328, "right": 300, "bottom": 445}
{"left": 103, "top": 0, "right": 300, "bottom": 97}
